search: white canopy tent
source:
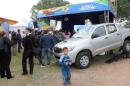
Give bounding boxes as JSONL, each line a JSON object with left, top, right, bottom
{"left": 10, "top": 20, "right": 28, "bottom": 37}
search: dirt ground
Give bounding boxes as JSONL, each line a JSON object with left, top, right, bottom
{"left": 72, "top": 58, "right": 130, "bottom": 86}
{"left": 0, "top": 55, "right": 130, "bottom": 86}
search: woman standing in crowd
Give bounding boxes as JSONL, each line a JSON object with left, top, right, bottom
{"left": 0, "top": 30, "right": 14, "bottom": 79}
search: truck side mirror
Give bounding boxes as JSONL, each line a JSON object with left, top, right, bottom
{"left": 91, "top": 34, "right": 99, "bottom": 39}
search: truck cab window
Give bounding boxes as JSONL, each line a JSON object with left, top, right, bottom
{"left": 106, "top": 24, "right": 117, "bottom": 34}
{"left": 92, "top": 26, "right": 106, "bottom": 38}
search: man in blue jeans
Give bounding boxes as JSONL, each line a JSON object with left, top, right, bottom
{"left": 41, "top": 30, "right": 54, "bottom": 67}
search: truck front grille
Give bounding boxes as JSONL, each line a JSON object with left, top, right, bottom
{"left": 54, "top": 47, "right": 62, "bottom": 53}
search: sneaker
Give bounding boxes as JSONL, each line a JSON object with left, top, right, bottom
{"left": 41, "top": 65, "right": 46, "bottom": 68}
{"left": 30, "top": 73, "right": 33, "bottom": 75}
{"left": 47, "top": 63, "right": 51, "bottom": 66}
{"left": 22, "top": 73, "right": 28, "bottom": 75}
{"left": 7, "top": 76, "right": 14, "bottom": 79}
{"left": 1, "top": 75, "right": 6, "bottom": 78}
{"left": 68, "top": 80, "right": 72, "bottom": 85}
{"left": 63, "top": 83, "right": 68, "bottom": 86}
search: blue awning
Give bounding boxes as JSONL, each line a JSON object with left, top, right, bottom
{"left": 37, "top": 2, "right": 114, "bottom": 19}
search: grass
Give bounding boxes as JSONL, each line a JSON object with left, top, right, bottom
{"left": 0, "top": 52, "right": 109, "bottom": 86}
{"left": 0, "top": 53, "right": 63, "bottom": 86}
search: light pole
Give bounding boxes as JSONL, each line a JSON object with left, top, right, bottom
{"left": 116, "top": 0, "right": 118, "bottom": 17}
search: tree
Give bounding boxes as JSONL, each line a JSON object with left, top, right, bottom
{"left": 117, "top": 0, "right": 130, "bottom": 18}
{"left": 31, "top": 0, "right": 70, "bottom": 25}
{"left": 32, "top": 0, "right": 70, "bottom": 11}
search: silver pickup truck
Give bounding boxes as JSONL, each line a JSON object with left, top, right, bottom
{"left": 54, "top": 23, "right": 130, "bottom": 69}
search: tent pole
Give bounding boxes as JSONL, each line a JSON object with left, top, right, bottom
{"left": 108, "top": 10, "right": 110, "bottom": 23}
{"left": 104, "top": 11, "right": 106, "bottom": 23}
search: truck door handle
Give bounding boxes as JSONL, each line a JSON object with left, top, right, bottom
{"left": 105, "top": 37, "right": 108, "bottom": 39}
{"left": 117, "top": 34, "right": 120, "bottom": 36}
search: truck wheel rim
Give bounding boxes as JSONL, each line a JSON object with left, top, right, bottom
{"left": 126, "top": 43, "right": 130, "bottom": 52}
{"left": 80, "top": 56, "right": 89, "bottom": 67}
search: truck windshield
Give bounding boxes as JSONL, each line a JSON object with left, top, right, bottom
{"left": 73, "top": 26, "right": 95, "bottom": 38}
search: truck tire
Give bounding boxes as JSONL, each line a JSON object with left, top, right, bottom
{"left": 76, "top": 51, "right": 92, "bottom": 69}
{"left": 54, "top": 55, "right": 60, "bottom": 59}
{"left": 123, "top": 40, "right": 130, "bottom": 52}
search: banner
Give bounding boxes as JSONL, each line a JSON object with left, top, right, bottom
{"left": 2, "top": 22, "right": 9, "bottom": 32}
{"left": 37, "top": 0, "right": 110, "bottom": 18}
{"left": 1, "top": 22, "right": 9, "bottom": 36}
{"left": 0, "top": 22, "right": 9, "bottom": 32}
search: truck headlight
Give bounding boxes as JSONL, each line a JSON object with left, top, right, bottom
{"left": 68, "top": 47, "right": 75, "bottom": 51}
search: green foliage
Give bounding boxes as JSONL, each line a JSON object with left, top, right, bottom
{"left": 117, "top": 0, "right": 130, "bottom": 18}
{"left": 124, "top": 21, "right": 130, "bottom": 28}
{"left": 32, "top": 0, "right": 70, "bottom": 11}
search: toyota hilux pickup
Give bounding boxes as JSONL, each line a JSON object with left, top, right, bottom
{"left": 54, "top": 23, "right": 130, "bottom": 69}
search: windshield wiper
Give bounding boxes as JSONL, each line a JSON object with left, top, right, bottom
{"left": 75, "top": 37, "right": 82, "bottom": 38}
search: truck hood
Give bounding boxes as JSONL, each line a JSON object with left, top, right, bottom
{"left": 55, "top": 37, "right": 86, "bottom": 48}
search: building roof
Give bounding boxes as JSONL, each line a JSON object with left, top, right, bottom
{"left": 0, "top": 17, "right": 18, "bottom": 25}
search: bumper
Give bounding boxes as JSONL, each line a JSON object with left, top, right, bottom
{"left": 53, "top": 49, "right": 77, "bottom": 63}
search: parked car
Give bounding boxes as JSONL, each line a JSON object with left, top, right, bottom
{"left": 54, "top": 23, "right": 130, "bottom": 69}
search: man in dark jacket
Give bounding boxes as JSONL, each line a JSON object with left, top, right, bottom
{"left": 41, "top": 30, "right": 54, "bottom": 67}
{"left": 22, "top": 28, "right": 35, "bottom": 75}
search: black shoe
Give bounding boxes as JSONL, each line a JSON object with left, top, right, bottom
{"left": 22, "top": 73, "right": 28, "bottom": 75}
{"left": 7, "top": 76, "right": 14, "bottom": 79}
{"left": 1, "top": 75, "right": 6, "bottom": 78}
{"left": 30, "top": 73, "right": 33, "bottom": 75}
{"left": 47, "top": 63, "right": 50, "bottom": 66}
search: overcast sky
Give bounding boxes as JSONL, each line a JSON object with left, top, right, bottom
{"left": 0, "top": 0, "right": 97, "bottom": 21}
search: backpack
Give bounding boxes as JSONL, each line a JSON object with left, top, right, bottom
{"left": 11, "top": 32, "right": 18, "bottom": 44}
{"left": 17, "top": 33, "right": 22, "bottom": 42}
{"left": 34, "top": 35, "right": 41, "bottom": 47}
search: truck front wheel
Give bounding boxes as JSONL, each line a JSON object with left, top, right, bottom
{"left": 123, "top": 40, "right": 130, "bottom": 52}
{"left": 76, "top": 51, "right": 92, "bottom": 69}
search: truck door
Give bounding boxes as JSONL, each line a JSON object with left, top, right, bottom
{"left": 105, "top": 24, "right": 122, "bottom": 50}
{"left": 91, "top": 26, "right": 108, "bottom": 55}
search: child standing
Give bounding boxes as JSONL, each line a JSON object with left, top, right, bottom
{"left": 59, "top": 47, "right": 72, "bottom": 86}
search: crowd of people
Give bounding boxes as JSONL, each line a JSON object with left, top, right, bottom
{"left": 0, "top": 27, "right": 74, "bottom": 86}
